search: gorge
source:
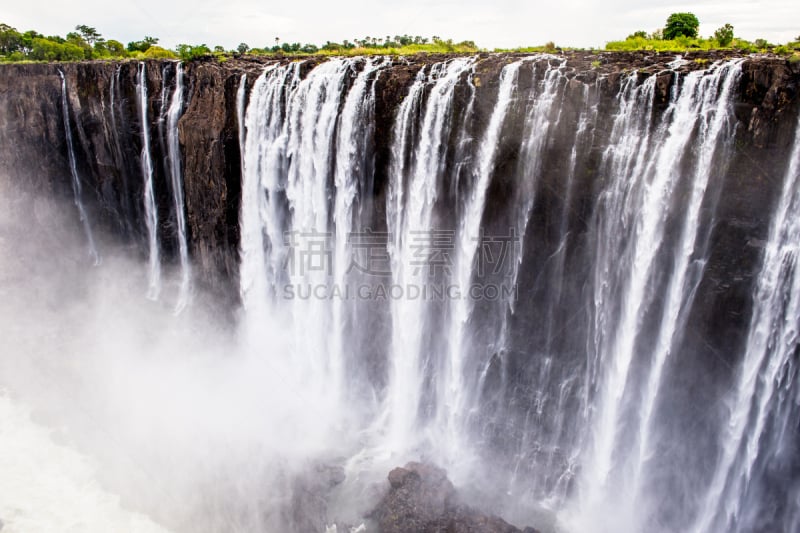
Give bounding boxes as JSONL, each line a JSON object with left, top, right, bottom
{"left": 0, "top": 51, "right": 798, "bottom": 533}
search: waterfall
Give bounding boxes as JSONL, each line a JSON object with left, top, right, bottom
{"left": 58, "top": 70, "right": 100, "bottom": 265}
{"left": 165, "top": 63, "right": 191, "bottom": 312}
{"left": 383, "top": 57, "right": 476, "bottom": 451}
{"left": 574, "top": 60, "right": 745, "bottom": 529}
{"left": 136, "top": 62, "right": 161, "bottom": 300}
{"left": 19, "top": 55, "right": 800, "bottom": 533}
{"left": 691, "top": 111, "right": 800, "bottom": 533}
{"left": 239, "top": 63, "right": 299, "bottom": 320}
{"left": 439, "top": 59, "right": 523, "bottom": 458}
{"left": 331, "top": 58, "right": 385, "bottom": 402}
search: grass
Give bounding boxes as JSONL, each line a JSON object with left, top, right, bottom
{"left": 604, "top": 36, "right": 800, "bottom": 54}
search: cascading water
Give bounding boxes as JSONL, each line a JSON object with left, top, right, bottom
{"left": 165, "top": 62, "right": 192, "bottom": 312}
{"left": 232, "top": 55, "right": 799, "bottom": 531}
{"left": 2, "top": 54, "right": 799, "bottom": 533}
{"left": 691, "top": 111, "right": 800, "bottom": 533}
{"left": 574, "top": 60, "right": 745, "bottom": 530}
{"left": 58, "top": 69, "right": 100, "bottom": 265}
{"left": 384, "top": 57, "right": 477, "bottom": 452}
{"left": 136, "top": 62, "right": 161, "bottom": 300}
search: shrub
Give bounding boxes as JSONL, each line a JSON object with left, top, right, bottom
{"left": 143, "top": 46, "right": 177, "bottom": 59}
{"left": 754, "top": 38, "right": 770, "bottom": 49}
{"left": 714, "top": 24, "right": 734, "bottom": 47}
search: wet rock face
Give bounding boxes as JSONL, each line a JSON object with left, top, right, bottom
{"left": 0, "top": 52, "right": 797, "bottom": 304}
{"left": 371, "top": 462, "right": 540, "bottom": 533}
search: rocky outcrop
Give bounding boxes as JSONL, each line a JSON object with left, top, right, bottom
{"left": 370, "top": 462, "right": 539, "bottom": 533}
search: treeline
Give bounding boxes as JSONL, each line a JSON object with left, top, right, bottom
{"left": 0, "top": 23, "right": 479, "bottom": 62}
{"left": 605, "top": 13, "right": 800, "bottom": 54}
{"left": 0, "top": 24, "right": 178, "bottom": 61}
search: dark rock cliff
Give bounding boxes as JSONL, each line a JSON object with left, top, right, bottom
{"left": 1, "top": 51, "right": 798, "bottom": 386}
{"left": 1, "top": 53, "right": 797, "bottom": 299}
{"left": 1, "top": 51, "right": 799, "bottom": 531}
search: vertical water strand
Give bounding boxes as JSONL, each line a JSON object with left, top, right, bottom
{"left": 238, "top": 69, "right": 266, "bottom": 315}
{"left": 239, "top": 64, "right": 294, "bottom": 319}
{"left": 331, "top": 58, "right": 383, "bottom": 402}
{"left": 582, "top": 75, "right": 652, "bottom": 441}
{"left": 166, "top": 62, "right": 191, "bottom": 312}
{"left": 692, "top": 112, "right": 800, "bottom": 533}
{"left": 58, "top": 70, "right": 100, "bottom": 265}
{"left": 384, "top": 58, "right": 476, "bottom": 452}
{"left": 284, "top": 59, "right": 352, "bottom": 402}
{"left": 509, "top": 63, "right": 595, "bottom": 504}
{"left": 629, "top": 60, "right": 743, "bottom": 502}
{"left": 157, "top": 64, "right": 170, "bottom": 145}
{"left": 236, "top": 73, "right": 247, "bottom": 178}
{"left": 581, "top": 73, "right": 661, "bottom": 504}
{"left": 136, "top": 62, "right": 161, "bottom": 300}
{"left": 239, "top": 63, "right": 300, "bottom": 322}
{"left": 579, "top": 61, "right": 744, "bottom": 527}
{"left": 507, "top": 57, "right": 566, "bottom": 316}
{"left": 439, "top": 60, "right": 521, "bottom": 458}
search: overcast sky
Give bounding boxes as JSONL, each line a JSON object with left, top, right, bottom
{"left": 3, "top": 0, "right": 798, "bottom": 50}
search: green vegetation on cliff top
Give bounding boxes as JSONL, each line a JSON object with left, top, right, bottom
{"left": 1, "top": 17, "right": 798, "bottom": 64}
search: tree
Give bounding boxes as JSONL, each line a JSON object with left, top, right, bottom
{"left": 714, "top": 23, "right": 734, "bottom": 46}
{"left": 175, "top": 43, "right": 211, "bottom": 59}
{"left": 102, "top": 39, "right": 127, "bottom": 57}
{"left": 0, "top": 23, "right": 22, "bottom": 54}
{"left": 127, "top": 36, "right": 159, "bottom": 52}
{"left": 664, "top": 13, "right": 700, "bottom": 39}
{"left": 75, "top": 25, "right": 103, "bottom": 45}
{"left": 237, "top": 42, "right": 249, "bottom": 54}
{"left": 627, "top": 30, "right": 648, "bottom": 39}
{"left": 65, "top": 31, "right": 94, "bottom": 59}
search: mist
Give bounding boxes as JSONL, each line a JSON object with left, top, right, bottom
{"left": 0, "top": 181, "right": 377, "bottom": 532}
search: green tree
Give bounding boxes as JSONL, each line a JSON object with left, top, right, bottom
{"left": 664, "top": 13, "right": 700, "bottom": 39}
{"left": 627, "top": 30, "right": 648, "bottom": 39}
{"left": 65, "top": 31, "right": 94, "bottom": 59}
{"left": 30, "top": 37, "right": 84, "bottom": 61}
{"left": 102, "top": 39, "right": 127, "bottom": 57}
{"left": 19, "top": 30, "right": 43, "bottom": 54}
{"left": 714, "top": 23, "right": 734, "bottom": 46}
{"left": 127, "top": 36, "right": 159, "bottom": 52}
{"left": 175, "top": 43, "right": 211, "bottom": 59}
{"left": 75, "top": 25, "right": 103, "bottom": 45}
{"left": 0, "top": 23, "right": 22, "bottom": 54}
{"left": 237, "top": 42, "right": 249, "bottom": 54}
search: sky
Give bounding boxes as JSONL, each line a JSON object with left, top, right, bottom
{"left": 2, "top": 0, "right": 798, "bottom": 50}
